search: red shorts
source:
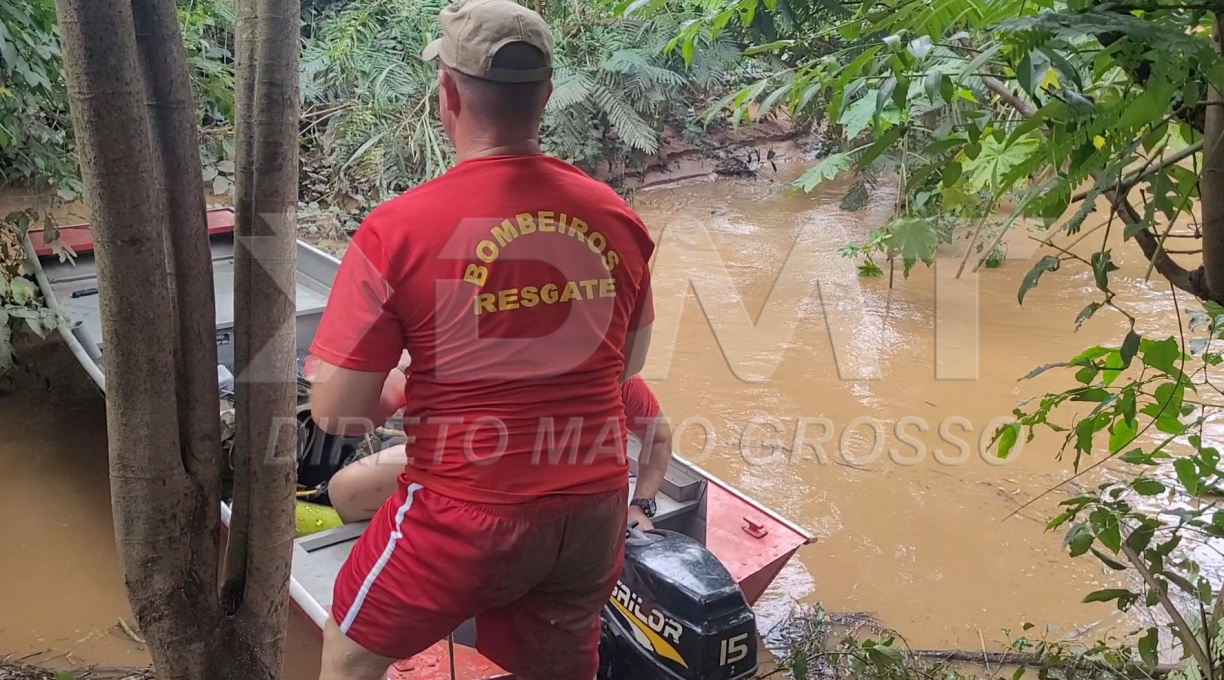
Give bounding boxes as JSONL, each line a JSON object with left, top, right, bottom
{"left": 332, "top": 482, "right": 628, "bottom": 679}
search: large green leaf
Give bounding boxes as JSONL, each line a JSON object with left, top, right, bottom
{"left": 794, "top": 152, "right": 853, "bottom": 192}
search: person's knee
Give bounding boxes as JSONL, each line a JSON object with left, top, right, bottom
{"left": 319, "top": 619, "right": 394, "bottom": 680}
{"left": 327, "top": 469, "right": 369, "bottom": 523}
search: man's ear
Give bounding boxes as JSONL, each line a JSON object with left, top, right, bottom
{"left": 439, "top": 69, "right": 462, "bottom": 117}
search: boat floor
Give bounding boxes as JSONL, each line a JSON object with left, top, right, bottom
{"left": 38, "top": 235, "right": 338, "bottom": 367}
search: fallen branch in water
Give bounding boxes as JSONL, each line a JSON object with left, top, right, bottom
{"left": 906, "top": 648, "right": 1183, "bottom": 676}
{"left": 0, "top": 658, "right": 154, "bottom": 680}
{"left": 115, "top": 618, "right": 145, "bottom": 645}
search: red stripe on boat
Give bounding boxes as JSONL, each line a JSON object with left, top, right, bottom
{"left": 27, "top": 208, "right": 237, "bottom": 257}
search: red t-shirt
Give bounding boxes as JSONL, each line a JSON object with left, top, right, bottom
{"left": 310, "top": 154, "right": 656, "bottom": 503}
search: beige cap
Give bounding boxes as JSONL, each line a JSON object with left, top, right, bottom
{"left": 422, "top": 0, "right": 554, "bottom": 83}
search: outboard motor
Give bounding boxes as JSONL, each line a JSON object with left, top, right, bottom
{"left": 598, "top": 527, "right": 758, "bottom": 680}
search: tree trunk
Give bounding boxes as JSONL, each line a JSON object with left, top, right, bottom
{"left": 130, "top": 0, "right": 226, "bottom": 659}
{"left": 52, "top": 1, "right": 220, "bottom": 678}
{"left": 220, "top": 0, "right": 300, "bottom": 676}
{"left": 219, "top": 0, "right": 260, "bottom": 616}
{"left": 1201, "top": 13, "right": 1224, "bottom": 301}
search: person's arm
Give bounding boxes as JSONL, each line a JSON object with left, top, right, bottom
{"left": 623, "top": 376, "right": 669, "bottom": 530}
{"left": 622, "top": 258, "right": 654, "bottom": 380}
{"left": 308, "top": 217, "right": 406, "bottom": 434}
{"left": 312, "top": 361, "right": 407, "bottom": 435}
{"left": 629, "top": 415, "right": 671, "bottom": 531}
{"left": 622, "top": 324, "right": 652, "bottom": 380}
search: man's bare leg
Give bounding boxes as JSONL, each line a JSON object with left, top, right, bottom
{"left": 328, "top": 445, "right": 409, "bottom": 523}
{"left": 319, "top": 618, "right": 397, "bottom": 680}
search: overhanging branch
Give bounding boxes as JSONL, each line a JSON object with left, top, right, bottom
{"left": 1113, "top": 189, "right": 1209, "bottom": 296}
{"left": 981, "top": 75, "right": 1037, "bottom": 119}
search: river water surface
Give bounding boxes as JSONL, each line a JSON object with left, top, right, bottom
{"left": 0, "top": 165, "right": 1202, "bottom": 673}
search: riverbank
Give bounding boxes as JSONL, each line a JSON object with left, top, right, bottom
{"left": 606, "top": 117, "right": 835, "bottom": 192}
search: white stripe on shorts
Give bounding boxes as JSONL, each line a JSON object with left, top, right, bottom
{"left": 339, "top": 482, "right": 423, "bottom": 635}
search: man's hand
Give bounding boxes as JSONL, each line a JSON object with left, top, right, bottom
{"left": 628, "top": 505, "right": 654, "bottom": 531}
{"left": 379, "top": 367, "right": 409, "bottom": 416}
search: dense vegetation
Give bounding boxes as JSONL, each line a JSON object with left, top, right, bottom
{"left": 2, "top": 0, "right": 778, "bottom": 218}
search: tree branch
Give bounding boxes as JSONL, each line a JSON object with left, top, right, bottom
{"left": 1072, "top": 141, "right": 1204, "bottom": 203}
{"left": 1122, "top": 541, "right": 1215, "bottom": 680}
{"left": 1112, "top": 190, "right": 1209, "bottom": 296}
{"left": 981, "top": 75, "right": 1037, "bottom": 119}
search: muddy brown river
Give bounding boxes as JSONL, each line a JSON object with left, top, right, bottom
{"left": 0, "top": 165, "right": 1197, "bottom": 672}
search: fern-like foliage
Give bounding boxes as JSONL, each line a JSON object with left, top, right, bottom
{"left": 301, "top": 0, "right": 755, "bottom": 205}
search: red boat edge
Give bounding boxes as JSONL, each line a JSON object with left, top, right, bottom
{"left": 26, "top": 207, "right": 237, "bottom": 258}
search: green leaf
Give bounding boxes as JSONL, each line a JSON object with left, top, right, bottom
{"left": 1154, "top": 382, "right": 1184, "bottom": 415}
{"left": 1075, "top": 416, "right": 1100, "bottom": 453}
{"left": 1090, "top": 509, "right": 1121, "bottom": 552}
{"left": 876, "top": 77, "right": 897, "bottom": 116}
{"left": 1070, "top": 387, "right": 1110, "bottom": 402}
{"left": 1018, "top": 256, "right": 1061, "bottom": 305}
{"left": 1066, "top": 523, "right": 1093, "bottom": 557}
{"left": 1155, "top": 415, "right": 1185, "bottom": 435}
{"left": 887, "top": 217, "right": 939, "bottom": 265}
{"left": 1140, "top": 337, "right": 1182, "bottom": 373}
{"left": 996, "top": 422, "right": 1020, "bottom": 458}
{"left": 1016, "top": 50, "right": 1051, "bottom": 97}
{"left": 1081, "top": 588, "right": 1133, "bottom": 605}
{"left": 840, "top": 95, "right": 876, "bottom": 139}
{"left": 924, "top": 70, "right": 942, "bottom": 102}
{"left": 1108, "top": 418, "right": 1137, "bottom": 454}
{"left": 865, "top": 643, "right": 903, "bottom": 669}
{"left": 1120, "top": 330, "right": 1140, "bottom": 367}
{"left": 1175, "top": 457, "right": 1201, "bottom": 496}
{"left": 9, "top": 277, "right": 35, "bottom": 306}
{"left": 1090, "top": 250, "right": 1118, "bottom": 293}
{"left": 1121, "top": 449, "right": 1153, "bottom": 465}
{"left": 941, "top": 162, "right": 962, "bottom": 187}
{"left": 794, "top": 152, "right": 852, "bottom": 192}
{"left": 1090, "top": 546, "right": 1127, "bottom": 570}
{"left": 1138, "top": 627, "right": 1158, "bottom": 669}
{"left": 1119, "top": 79, "right": 1175, "bottom": 131}
{"left": 856, "top": 125, "right": 903, "bottom": 169}
{"left": 1075, "top": 301, "right": 1103, "bottom": 330}
{"left": 1132, "top": 479, "right": 1165, "bottom": 495}
{"left": 1102, "top": 351, "right": 1125, "bottom": 387}
{"left": 791, "top": 648, "right": 809, "bottom": 680}
{"left": 1127, "top": 523, "right": 1155, "bottom": 554}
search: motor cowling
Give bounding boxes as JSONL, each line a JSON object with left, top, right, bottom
{"left": 598, "top": 528, "right": 758, "bottom": 680}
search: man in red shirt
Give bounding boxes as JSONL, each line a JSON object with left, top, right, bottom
{"left": 326, "top": 375, "right": 673, "bottom": 530}
{"left": 307, "top": 0, "right": 655, "bottom": 678}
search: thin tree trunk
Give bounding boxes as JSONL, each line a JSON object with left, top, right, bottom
{"left": 52, "top": 1, "right": 210, "bottom": 678}
{"left": 1201, "top": 13, "right": 1224, "bottom": 301}
{"left": 221, "top": 0, "right": 300, "bottom": 676}
{"left": 220, "top": 0, "right": 260, "bottom": 616}
{"left": 130, "top": 0, "right": 225, "bottom": 661}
